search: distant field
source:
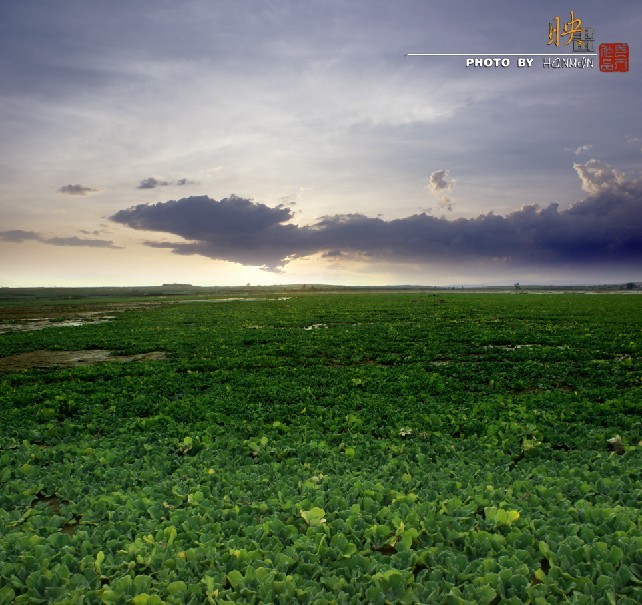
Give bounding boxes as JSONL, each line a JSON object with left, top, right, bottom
{"left": 1, "top": 293, "right": 641, "bottom": 603}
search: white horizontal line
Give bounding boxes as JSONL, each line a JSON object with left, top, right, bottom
{"left": 405, "top": 53, "right": 598, "bottom": 56}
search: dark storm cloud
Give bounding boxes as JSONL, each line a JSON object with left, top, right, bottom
{"left": 0, "top": 230, "right": 120, "bottom": 248}
{"left": 112, "top": 195, "right": 301, "bottom": 268}
{"left": 322, "top": 249, "right": 348, "bottom": 259}
{"left": 57, "top": 184, "right": 99, "bottom": 196}
{"left": 112, "top": 195, "right": 293, "bottom": 238}
{"left": 110, "top": 179, "right": 642, "bottom": 270}
{"left": 137, "top": 177, "right": 198, "bottom": 189}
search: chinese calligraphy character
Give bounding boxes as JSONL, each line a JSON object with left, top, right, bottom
{"left": 548, "top": 10, "right": 583, "bottom": 46}
{"left": 572, "top": 27, "right": 595, "bottom": 52}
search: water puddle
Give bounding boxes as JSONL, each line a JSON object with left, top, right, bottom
{"left": 0, "top": 299, "right": 290, "bottom": 334}
{"left": 304, "top": 323, "right": 329, "bottom": 330}
{"left": 0, "top": 317, "right": 116, "bottom": 333}
{"left": 178, "top": 297, "right": 291, "bottom": 303}
{"left": 483, "top": 344, "right": 568, "bottom": 350}
{"left": 484, "top": 344, "right": 538, "bottom": 350}
{"left": 0, "top": 350, "right": 167, "bottom": 372}
{"left": 0, "top": 301, "right": 166, "bottom": 334}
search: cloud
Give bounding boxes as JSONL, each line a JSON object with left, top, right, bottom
{"left": 57, "top": 184, "right": 100, "bottom": 196}
{"left": 113, "top": 194, "right": 292, "bottom": 237}
{"left": 574, "top": 144, "right": 592, "bottom": 156}
{"left": 137, "top": 177, "right": 198, "bottom": 189}
{"left": 0, "top": 230, "right": 43, "bottom": 242}
{"left": 0, "top": 230, "right": 120, "bottom": 248}
{"left": 110, "top": 167, "right": 642, "bottom": 271}
{"left": 428, "top": 169, "right": 455, "bottom": 193}
{"left": 428, "top": 170, "right": 456, "bottom": 211}
{"left": 80, "top": 229, "right": 110, "bottom": 236}
{"left": 138, "top": 177, "right": 170, "bottom": 189}
{"left": 112, "top": 195, "right": 298, "bottom": 268}
{"left": 46, "top": 237, "right": 121, "bottom": 248}
{"left": 322, "top": 249, "right": 347, "bottom": 259}
{"left": 573, "top": 159, "right": 626, "bottom": 194}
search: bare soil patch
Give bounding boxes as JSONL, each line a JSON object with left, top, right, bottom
{"left": 0, "top": 301, "right": 163, "bottom": 331}
{"left": 0, "top": 350, "right": 167, "bottom": 372}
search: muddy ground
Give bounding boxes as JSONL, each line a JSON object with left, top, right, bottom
{"left": 0, "top": 301, "right": 164, "bottom": 332}
{"left": 0, "top": 349, "right": 167, "bottom": 372}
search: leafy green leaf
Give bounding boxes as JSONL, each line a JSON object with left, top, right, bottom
{"left": 300, "top": 506, "right": 326, "bottom": 526}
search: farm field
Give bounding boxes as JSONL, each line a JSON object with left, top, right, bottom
{"left": 0, "top": 292, "right": 641, "bottom": 604}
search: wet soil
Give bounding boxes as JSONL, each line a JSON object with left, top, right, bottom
{"left": 178, "top": 297, "right": 291, "bottom": 303}
{"left": 0, "top": 350, "right": 167, "bottom": 372}
{"left": 0, "top": 298, "right": 289, "bottom": 333}
{"left": 0, "top": 316, "right": 116, "bottom": 333}
{"left": 0, "top": 302, "right": 163, "bottom": 333}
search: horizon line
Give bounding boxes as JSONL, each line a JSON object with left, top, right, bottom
{"left": 1, "top": 282, "right": 638, "bottom": 290}
{"left": 405, "top": 53, "right": 598, "bottom": 56}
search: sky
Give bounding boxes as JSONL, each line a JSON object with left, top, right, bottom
{"left": 1, "top": 0, "right": 641, "bottom": 287}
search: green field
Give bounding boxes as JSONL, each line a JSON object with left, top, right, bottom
{"left": 1, "top": 293, "right": 641, "bottom": 604}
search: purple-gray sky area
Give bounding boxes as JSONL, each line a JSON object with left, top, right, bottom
{"left": 1, "top": 1, "right": 640, "bottom": 286}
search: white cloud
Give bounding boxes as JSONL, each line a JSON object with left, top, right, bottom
{"left": 428, "top": 169, "right": 455, "bottom": 193}
{"left": 574, "top": 144, "right": 592, "bottom": 155}
{"left": 428, "top": 170, "right": 456, "bottom": 211}
{"left": 573, "top": 159, "right": 626, "bottom": 194}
